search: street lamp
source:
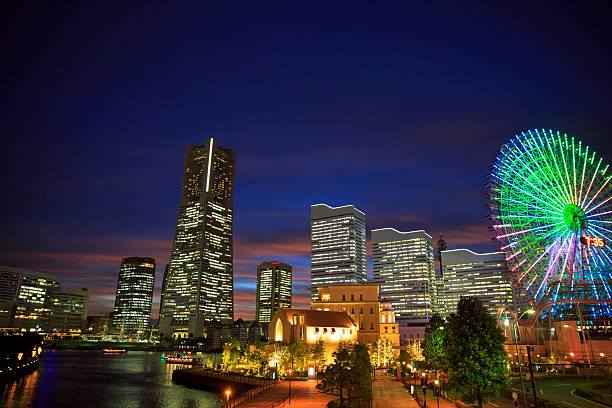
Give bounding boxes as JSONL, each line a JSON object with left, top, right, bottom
{"left": 288, "top": 368, "right": 293, "bottom": 406}
{"left": 509, "top": 308, "right": 534, "bottom": 408}
{"left": 225, "top": 389, "right": 231, "bottom": 405}
{"left": 421, "top": 372, "right": 427, "bottom": 408}
{"left": 434, "top": 379, "right": 440, "bottom": 408}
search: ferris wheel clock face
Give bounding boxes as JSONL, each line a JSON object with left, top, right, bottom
{"left": 488, "top": 129, "right": 612, "bottom": 303}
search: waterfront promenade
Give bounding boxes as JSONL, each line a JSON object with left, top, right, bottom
{"left": 240, "top": 380, "right": 333, "bottom": 408}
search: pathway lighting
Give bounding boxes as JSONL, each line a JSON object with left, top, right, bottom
{"left": 225, "top": 389, "right": 231, "bottom": 403}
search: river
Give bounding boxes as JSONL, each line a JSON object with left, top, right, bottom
{"left": 0, "top": 349, "right": 222, "bottom": 408}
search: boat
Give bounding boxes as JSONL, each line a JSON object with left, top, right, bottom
{"left": 165, "top": 356, "right": 202, "bottom": 365}
{"left": 103, "top": 348, "right": 127, "bottom": 354}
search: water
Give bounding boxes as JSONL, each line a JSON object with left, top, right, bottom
{"left": 0, "top": 350, "right": 222, "bottom": 408}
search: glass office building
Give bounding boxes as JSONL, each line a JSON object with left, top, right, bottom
{"left": 256, "top": 261, "right": 292, "bottom": 324}
{"left": 441, "top": 249, "right": 512, "bottom": 315}
{"left": 310, "top": 204, "right": 367, "bottom": 303}
{"left": 159, "top": 138, "right": 235, "bottom": 338}
{"left": 372, "top": 228, "right": 437, "bottom": 325}
{"left": 112, "top": 257, "right": 155, "bottom": 339}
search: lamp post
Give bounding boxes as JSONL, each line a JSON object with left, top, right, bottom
{"left": 288, "top": 368, "right": 293, "bottom": 406}
{"left": 509, "top": 309, "right": 534, "bottom": 408}
{"left": 225, "top": 389, "right": 231, "bottom": 406}
{"left": 434, "top": 379, "right": 440, "bottom": 408}
{"left": 421, "top": 372, "right": 427, "bottom": 408}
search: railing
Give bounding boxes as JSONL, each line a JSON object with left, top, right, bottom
{"left": 178, "top": 367, "right": 274, "bottom": 386}
{"left": 223, "top": 378, "right": 279, "bottom": 408}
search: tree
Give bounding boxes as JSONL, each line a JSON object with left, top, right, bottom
{"left": 222, "top": 338, "right": 241, "bottom": 370}
{"left": 283, "top": 340, "right": 309, "bottom": 374}
{"left": 310, "top": 339, "right": 326, "bottom": 366}
{"left": 245, "top": 341, "right": 268, "bottom": 374}
{"left": 377, "top": 337, "right": 395, "bottom": 367}
{"left": 444, "top": 297, "right": 509, "bottom": 408}
{"left": 422, "top": 313, "right": 445, "bottom": 371}
{"left": 317, "top": 342, "right": 372, "bottom": 408}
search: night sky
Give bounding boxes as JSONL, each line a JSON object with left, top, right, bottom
{"left": 3, "top": 2, "right": 612, "bottom": 319}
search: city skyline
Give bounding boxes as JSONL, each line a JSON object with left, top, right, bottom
{"left": 3, "top": 3, "right": 612, "bottom": 320}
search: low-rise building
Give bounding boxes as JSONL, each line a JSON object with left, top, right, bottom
{"left": 269, "top": 308, "right": 357, "bottom": 363}
{"left": 311, "top": 284, "right": 400, "bottom": 350}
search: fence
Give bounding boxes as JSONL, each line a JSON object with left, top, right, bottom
{"left": 223, "top": 378, "right": 280, "bottom": 408}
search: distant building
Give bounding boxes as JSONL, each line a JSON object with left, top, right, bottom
{"left": 256, "top": 261, "right": 292, "bottom": 325}
{"left": 160, "top": 138, "right": 236, "bottom": 339}
{"left": 205, "top": 319, "right": 231, "bottom": 351}
{"left": 310, "top": 204, "right": 367, "bottom": 303}
{"left": 269, "top": 308, "right": 357, "bottom": 363}
{"left": 311, "top": 284, "right": 399, "bottom": 350}
{"left": 0, "top": 266, "right": 59, "bottom": 330}
{"left": 441, "top": 249, "right": 513, "bottom": 315}
{"left": 112, "top": 257, "right": 155, "bottom": 339}
{"left": 47, "top": 288, "right": 90, "bottom": 333}
{"left": 372, "top": 229, "right": 437, "bottom": 339}
{"left": 159, "top": 264, "right": 169, "bottom": 315}
{"left": 436, "top": 233, "right": 447, "bottom": 318}
{"left": 232, "top": 318, "right": 248, "bottom": 346}
{"left": 247, "top": 321, "right": 262, "bottom": 343}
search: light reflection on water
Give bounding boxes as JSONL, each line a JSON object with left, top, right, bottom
{"left": 0, "top": 350, "right": 222, "bottom": 408}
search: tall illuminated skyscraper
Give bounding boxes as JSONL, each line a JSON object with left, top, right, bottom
{"left": 441, "top": 249, "right": 513, "bottom": 315}
{"left": 159, "top": 138, "right": 235, "bottom": 338}
{"left": 112, "top": 257, "right": 155, "bottom": 338}
{"left": 310, "top": 204, "right": 367, "bottom": 303}
{"left": 372, "top": 228, "right": 437, "bottom": 327}
{"left": 255, "top": 261, "right": 292, "bottom": 325}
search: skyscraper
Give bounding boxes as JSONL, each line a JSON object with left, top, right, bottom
{"left": 47, "top": 288, "right": 90, "bottom": 332}
{"left": 0, "top": 266, "right": 59, "bottom": 330}
{"left": 159, "top": 138, "right": 235, "bottom": 338}
{"left": 441, "top": 249, "right": 512, "bottom": 315}
{"left": 112, "top": 257, "right": 155, "bottom": 339}
{"left": 310, "top": 204, "right": 367, "bottom": 303}
{"left": 256, "top": 261, "right": 292, "bottom": 325}
{"left": 372, "top": 228, "right": 436, "bottom": 329}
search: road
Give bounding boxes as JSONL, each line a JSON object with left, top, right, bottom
{"left": 534, "top": 378, "right": 610, "bottom": 408}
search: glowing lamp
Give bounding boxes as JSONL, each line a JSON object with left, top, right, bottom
{"left": 601, "top": 353, "right": 606, "bottom": 357}
{"left": 570, "top": 352, "right": 575, "bottom": 357}
{"left": 225, "top": 389, "right": 231, "bottom": 403}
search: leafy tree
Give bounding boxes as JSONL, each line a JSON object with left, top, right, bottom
{"left": 317, "top": 342, "right": 372, "bottom": 408}
{"left": 422, "top": 313, "right": 445, "bottom": 371}
{"left": 245, "top": 341, "right": 269, "bottom": 374}
{"left": 310, "top": 339, "right": 326, "bottom": 365}
{"left": 283, "top": 340, "right": 309, "bottom": 374}
{"left": 222, "top": 338, "right": 241, "bottom": 370}
{"left": 369, "top": 342, "right": 379, "bottom": 367}
{"left": 444, "top": 297, "right": 509, "bottom": 408}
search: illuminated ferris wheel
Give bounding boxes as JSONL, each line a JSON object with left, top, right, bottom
{"left": 487, "top": 129, "right": 612, "bottom": 306}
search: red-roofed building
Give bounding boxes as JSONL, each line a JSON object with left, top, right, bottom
{"left": 269, "top": 308, "right": 357, "bottom": 362}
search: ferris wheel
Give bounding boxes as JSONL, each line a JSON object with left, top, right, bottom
{"left": 487, "top": 129, "right": 612, "bottom": 305}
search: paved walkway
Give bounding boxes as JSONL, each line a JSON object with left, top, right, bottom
{"left": 241, "top": 380, "right": 333, "bottom": 408}
{"left": 372, "top": 374, "right": 420, "bottom": 408}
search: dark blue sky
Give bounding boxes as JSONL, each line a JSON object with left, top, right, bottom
{"left": 2, "top": 2, "right": 612, "bottom": 318}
